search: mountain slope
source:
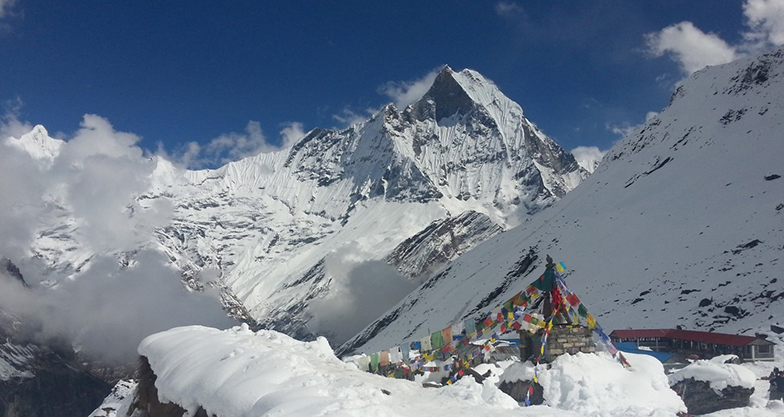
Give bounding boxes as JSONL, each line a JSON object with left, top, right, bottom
{"left": 340, "top": 49, "right": 784, "bottom": 355}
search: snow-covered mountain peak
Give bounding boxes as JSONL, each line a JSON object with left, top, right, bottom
{"left": 4, "top": 125, "right": 64, "bottom": 164}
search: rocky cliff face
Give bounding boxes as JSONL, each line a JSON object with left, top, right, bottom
{"left": 0, "top": 326, "right": 112, "bottom": 417}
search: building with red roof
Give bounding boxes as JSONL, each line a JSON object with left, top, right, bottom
{"left": 609, "top": 329, "right": 775, "bottom": 362}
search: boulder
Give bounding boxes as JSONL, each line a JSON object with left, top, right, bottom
{"left": 497, "top": 379, "right": 544, "bottom": 405}
{"left": 670, "top": 378, "right": 753, "bottom": 415}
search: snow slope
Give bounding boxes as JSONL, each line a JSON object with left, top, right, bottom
{"left": 341, "top": 49, "right": 784, "bottom": 356}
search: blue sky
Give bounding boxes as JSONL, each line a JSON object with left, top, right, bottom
{"left": 1, "top": 0, "right": 782, "bottom": 168}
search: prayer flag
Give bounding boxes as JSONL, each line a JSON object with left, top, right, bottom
{"left": 465, "top": 319, "right": 476, "bottom": 338}
{"left": 452, "top": 321, "right": 464, "bottom": 336}
{"left": 512, "top": 321, "right": 522, "bottom": 331}
{"left": 566, "top": 293, "right": 580, "bottom": 306}
{"left": 483, "top": 316, "right": 494, "bottom": 328}
{"left": 442, "top": 327, "right": 453, "bottom": 344}
{"left": 578, "top": 304, "right": 588, "bottom": 317}
{"left": 526, "top": 285, "right": 537, "bottom": 295}
{"left": 371, "top": 353, "right": 380, "bottom": 371}
{"left": 421, "top": 335, "right": 432, "bottom": 351}
{"left": 357, "top": 356, "right": 371, "bottom": 372}
{"left": 401, "top": 344, "right": 410, "bottom": 362}
{"left": 390, "top": 347, "right": 401, "bottom": 363}
{"left": 431, "top": 331, "right": 444, "bottom": 349}
{"left": 586, "top": 314, "right": 597, "bottom": 330}
{"left": 503, "top": 300, "right": 514, "bottom": 313}
{"left": 556, "top": 262, "right": 565, "bottom": 273}
{"left": 380, "top": 350, "right": 390, "bottom": 366}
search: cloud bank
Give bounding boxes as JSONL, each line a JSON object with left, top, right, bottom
{"left": 0, "top": 113, "right": 235, "bottom": 364}
{"left": 308, "top": 244, "right": 417, "bottom": 346}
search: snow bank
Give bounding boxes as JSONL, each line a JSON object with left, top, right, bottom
{"left": 138, "top": 325, "right": 691, "bottom": 417}
{"left": 668, "top": 357, "right": 757, "bottom": 390}
{"left": 138, "top": 325, "right": 573, "bottom": 417}
{"left": 537, "top": 352, "right": 686, "bottom": 416}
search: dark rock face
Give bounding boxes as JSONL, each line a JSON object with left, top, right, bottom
{"left": 0, "top": 351, "right": 111, "bottom": 417}
{"left": 0, "top": 325, "right": 116, "bottom": 417}
{"left": 498, "top": 379, "right": 544, "bottom": 405}
{"left": 385, "top": 211, "right": 504, "bottom": 279}
{"left": 670, "top": 378, "right": 753, "bottom": 415}
{"left": 129, "top": 356, "right": 213, "bottom": 417}
{"left": 410, "top": 66, "right": 476, "bottom": 122}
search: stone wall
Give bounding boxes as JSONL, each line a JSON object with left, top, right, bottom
{"left": 543, "top": 327, "right": 595, "bottom": 362}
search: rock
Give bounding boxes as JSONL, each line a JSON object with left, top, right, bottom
{"left": 498, "top": 379, "right": 544, "bottom": 405}
{"left": 670, "top": 378, "right": 753, "bottom": 415}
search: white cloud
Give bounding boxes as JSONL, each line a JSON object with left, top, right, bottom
{"left": 742, "top": 0, "right": 784, "bottom": 49}
{"left": 0, "top": 250, "right": 235, "bottom": 363}
{"left": 0, "top": 99, "right": 34, "bottom": 139}
{"left": 308, "top": 243, "right": 416, "bottom": 345}
{"left": 605, "top": 121, "right": 638, "bottom": 138}
{"left": 571, "top": 146, "right": 607, "bottom": 173}
{"left": 163, "top": 120, "right": 300, "bottom": 169}
{"left": 646, "top": 0, "right": 784, "bottom": 76}
{"left": 645, "top": 111, "right": 659, "bottom": 122}
{"left": 279, "top": 121, "right": 307, "bottom": 148}
{"left": 0, "top": 0, "right": 18, "bottom": 18}
{"left": 332, "top": 108, "right": 371, "bottom": 127}
{"left": 495, "top": 1, "right": 523, "bottom": 17}
{"left": 379, "top": 67, "right": 441, "bottom": 109}
{"left": 0, "top": 113, "right": 234, "bottom": 363}
{"left": 645, "top": 21, "right": 738, "bottom": 75}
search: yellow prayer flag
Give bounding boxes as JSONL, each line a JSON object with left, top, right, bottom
{"left": 587, "top": 314, "right": 597, "bottom": 330}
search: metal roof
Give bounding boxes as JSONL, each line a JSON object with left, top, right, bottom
{"left": 609, "top": 329, "right": 775, "bottom": 347}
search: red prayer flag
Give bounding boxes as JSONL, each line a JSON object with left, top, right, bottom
{"left": 567, "top": 293, "right": 580, "bottom": 306}
{"left": 512, "top": 321, "right": 522, "bottom": 331}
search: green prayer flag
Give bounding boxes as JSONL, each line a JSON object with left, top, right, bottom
{"left": 371, "top": 353, "right": 380, "bottom": 371}
{"left": 431, "top": 331, "right": 444, "bottom": 349}
{"left": 578, "top": 304, "right": 588, "bottom": 318}
{"left": 503, "top": 300, "right": 514, "bottom": 313}
{"left": 531, "top": 267, "right": 556, "bottom": 291}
